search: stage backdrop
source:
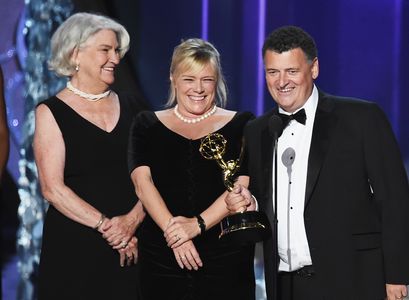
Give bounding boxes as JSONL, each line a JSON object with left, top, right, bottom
{"left": 119, "top": 0, "right": 409, "bottom": 163}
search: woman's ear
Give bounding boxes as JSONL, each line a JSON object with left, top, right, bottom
{"left": 71, "top": 47, "right": 80, "bottom": 66}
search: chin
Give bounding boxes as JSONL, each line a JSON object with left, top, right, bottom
{"left": 277, "top": 101, "right": 296, "bottom": 112}
{"left": 102, "top": 78, "right": 115, "bottom": 86}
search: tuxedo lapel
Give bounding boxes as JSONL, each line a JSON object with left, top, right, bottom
{"left": 260, "top": 109, "right": 278, "bottom": 221}
{"left": 259, "top": 110, "right": 279, "bottom": 300}
{"left": 305, "top": 93, "right": 337, "bottom": 208}
{"left": 261, "top": 124, "right": 274, "bottom": 222}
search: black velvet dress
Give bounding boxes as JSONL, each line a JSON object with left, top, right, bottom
{"left": 128, "top": 110, "right": 255, "bottom": 300}
{"left": 37, "top": 94, "right": 142, "bottom": 300}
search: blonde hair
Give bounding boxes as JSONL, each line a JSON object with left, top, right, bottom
{"left": 167, "top": 38, "right": 227, "bottom": 107}
{"left": 48, "top": 12, "right": 130, "bottom": 77}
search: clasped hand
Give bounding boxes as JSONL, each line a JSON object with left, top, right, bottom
{"left": 118, "top": 236, "right": 138, "bottom": 267}
{"left": 98, "top": 213, "right": 141, "bottom": 267}
{"left": 101, "top": 213, "right": 139, "bottom": 249}
{"left": 164, "top": 216, "right": 200, "bottom": 248}
{"left": 164, "top": 216, "right": 203, "bottom": 270}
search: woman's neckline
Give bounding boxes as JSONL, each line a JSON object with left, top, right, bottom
{"left": 54, "top": 94, "right": 121, "bottom": 134}
{"left": 153, "top": 110, "right": 239, "bottom": 141}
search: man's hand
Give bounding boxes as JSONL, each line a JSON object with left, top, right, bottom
{"left": 225, "top": 184, "right": 255, "bottom": 214}
{"left": 386, "top": 284, "right": 408, "bottom": 300}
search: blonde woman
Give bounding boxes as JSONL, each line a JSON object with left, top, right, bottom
{"left": 129, "top": 38, "right": 255, "bottom": 300}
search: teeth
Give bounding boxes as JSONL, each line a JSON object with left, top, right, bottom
{"left": 103, "top": 67, "right": 114, "bottom": 72}
{"left": 189, "top": 96, "right": 205, "bottom": 101}
{"left": 279, "top": 88, "right": 293, "bottom": 92}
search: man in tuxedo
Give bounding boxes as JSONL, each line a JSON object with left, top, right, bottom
{"left": 226, "top": 26, "right": 409, "bottom": 300}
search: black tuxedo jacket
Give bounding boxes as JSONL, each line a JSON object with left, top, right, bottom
{"left": 244, "top": 90, "right": 409, "bottom": 300}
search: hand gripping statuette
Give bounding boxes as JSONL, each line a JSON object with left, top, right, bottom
{"left": 199, "top": 133, "right": 271, "bottom": 243}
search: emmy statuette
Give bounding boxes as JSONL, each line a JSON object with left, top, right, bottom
{"left": 199, "top": 133, "right": 271, "bottom": 243}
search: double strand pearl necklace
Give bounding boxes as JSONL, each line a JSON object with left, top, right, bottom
{"left": 174, "top": 104, "right": 217, "bottom": 124}
{"left": 66, "top": 81, "right": 111, "bottom": 102}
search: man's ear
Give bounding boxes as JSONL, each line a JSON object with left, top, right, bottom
{"left": 311, "top": 57, "right": 319, "bottom": 80}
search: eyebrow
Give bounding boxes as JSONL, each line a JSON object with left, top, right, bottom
{"left": 265, "top": 67, "right": 299, "bottom": 71}
{"left": 98, "top": 44, "right": 114, "bottom": 48}
{"left": 180, "top": 75, "right": 216, "bottom": 79}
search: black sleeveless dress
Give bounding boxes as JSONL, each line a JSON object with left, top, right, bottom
{"left": 128, "top": 111, "right": 256, "bottom": 300}
{"left": 38, "top": 94, "right": 141, "bottom": 300}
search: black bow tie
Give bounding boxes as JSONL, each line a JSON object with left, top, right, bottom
{"left": 278, "top": 108, "right": 306, "bottom": 127}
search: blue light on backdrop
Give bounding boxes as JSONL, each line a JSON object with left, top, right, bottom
{"left": 256, "top": 0, "right": 266, "bottom": 116}
{"left": 201, "top": 0, "right": 209, "bottom": 40}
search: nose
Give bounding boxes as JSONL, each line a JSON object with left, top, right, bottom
{"left": 110, "top": 51, "right": 120, "bottom": 64}
{"left": 193, "top": 80, "right": 204, "bottom": 93}
{"left": 278, "top": 73, "right": 288, "bottom": 87}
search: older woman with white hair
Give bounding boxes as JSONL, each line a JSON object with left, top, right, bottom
{"left": 34, "top": 12, "right": 145, "bottom": 299}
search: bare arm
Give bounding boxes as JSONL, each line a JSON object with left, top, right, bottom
{"left": 34, "top": 104, "right": 107, "bottom": 229}
{"left": 0, "top": 67, "right": 9, "bottom": 182}
{"left": 130, "top": 170, "right": 250, "bottom": 234}
{"left": 164, "top": 175, "right": 250, "bottom": 248}
{"left": 130, "top": 166, "right": 173, "bottom": 231}
{"left": 202, "top": 175, "right": 250, "bottom": 226}
{"left": 130, "top": 165, "right": 203, "bottom": 270}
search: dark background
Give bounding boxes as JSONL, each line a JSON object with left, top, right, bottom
{"left": 75, "top": 0, "right": 409, "bottom": 159}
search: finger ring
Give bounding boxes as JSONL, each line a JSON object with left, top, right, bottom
{"left": 121, "top": 241, "right": 128, "bottom": 248}
{"left": 175, "top": 235, "right": 179, "bottom": 240}
{"left": 181, "top": 256, "right": 186, "bottom": 260}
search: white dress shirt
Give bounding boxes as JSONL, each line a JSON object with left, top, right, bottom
{"left": 274, "top": 85, "right": 318, "bottom": 271}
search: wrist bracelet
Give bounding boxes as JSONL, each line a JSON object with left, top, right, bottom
{"left": 196, "top": 215, "right": 206, "bottom": 235}
{"left": 93, "top": 213, "right": 106, "bottom": 230}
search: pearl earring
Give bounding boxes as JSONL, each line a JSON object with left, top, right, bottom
{"left": 75, "top": 65, "right": 79, "bottom": 72}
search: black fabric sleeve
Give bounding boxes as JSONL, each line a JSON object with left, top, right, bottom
{"left": 237, "top": 111, "right": 255, "bottom": 177}
{"left": 127, "top": 111, "right": 156, "bottom": 174}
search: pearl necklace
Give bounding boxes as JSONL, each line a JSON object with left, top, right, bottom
{"left": 174, "top": 104, "right": 217, "bottom": 124}
{"left": 66, "top": 81, "right": 111, "bottom": 102}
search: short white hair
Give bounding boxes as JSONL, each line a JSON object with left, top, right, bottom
{"left": 48, "top": 12, "right": 130, "bottom": 77}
